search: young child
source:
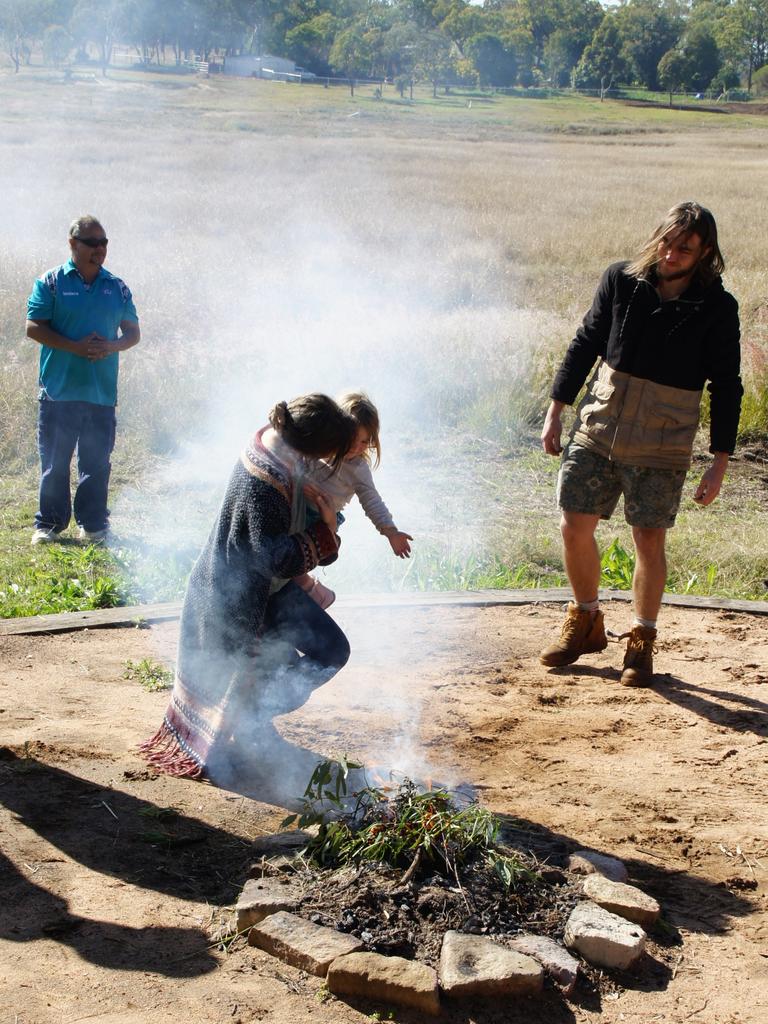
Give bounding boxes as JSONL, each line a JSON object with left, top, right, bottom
{"left": 296, "top": 391, "right": 413, "bottom": 608}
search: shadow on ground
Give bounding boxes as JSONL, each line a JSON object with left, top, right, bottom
{"left": 0, "top": 748, "right": 248, "bottom": 975}
{"left": 655, "top": 674, "right": 768, "bottom": 736}
{"left": 1, "top": 748, "right": 754, "bottom": 1007}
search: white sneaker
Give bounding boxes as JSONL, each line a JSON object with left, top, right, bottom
{"left": 31, "top": 527, "right": 60, "bottom": 546}
{"left": 78, "top": 527, "right": 109, "bottom": 544}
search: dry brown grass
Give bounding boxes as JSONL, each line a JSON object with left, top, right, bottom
{"left": 1, "top": 67, "right": 766, "bottom": 599}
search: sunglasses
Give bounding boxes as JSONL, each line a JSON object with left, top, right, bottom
{"left": 75, "top": 237, "right": 109, "bottom": 248}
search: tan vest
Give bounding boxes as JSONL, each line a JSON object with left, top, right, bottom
{"left": 572, "top": 362, "right": 702, "bottom": 470}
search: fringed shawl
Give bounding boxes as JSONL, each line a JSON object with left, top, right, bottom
{"left": 140, "top": 429, "right": 338, "bottom": 778}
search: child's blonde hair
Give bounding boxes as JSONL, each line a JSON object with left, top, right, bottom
{"left": 337, "top": 391, "right": 381, "bottom": 467}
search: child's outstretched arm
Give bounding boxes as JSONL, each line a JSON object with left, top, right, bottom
{"left": 352, "top": 462, "right": 413, "bottom": 558}
{"left": 380, "top": 525, "right": 413, "bottom": 558}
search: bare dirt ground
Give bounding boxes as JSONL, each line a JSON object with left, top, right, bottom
{"left": 1, "top": 599, "right": 767, "bottom": 1024}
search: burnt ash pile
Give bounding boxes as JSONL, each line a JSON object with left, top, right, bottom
{"left": 235, "top": 770, "right": 667, "bottom": 1005}
{"left": 240, "top": 766, "right": 583, "bottom": 965}
{"left": 267, "top": 767, "right": 576, "bottom": 963}
{"left": 270, "top": 848, "right": 582, "bottom": 967}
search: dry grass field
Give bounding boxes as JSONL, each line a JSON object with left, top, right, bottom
{"left": 1, "top": 66, "right": 768, "bottom": 1024}
{"left": 0, "top": 66, "right": 767, "bottom": 604}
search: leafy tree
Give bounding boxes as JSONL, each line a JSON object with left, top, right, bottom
{"left": 478, "top": 0, "right": 601, "bottom": 86}
{"left": 658, "top": 45, "right": 692, "bottom": 101}
{"left": 544, "top": 28, "right": 573, "bottom": 85}
{"left": 70, "top": 0, "right": 130, "bottom": 72}
{"left": 510, "top": 0, "right": 559, "bottom": 65}
{"left": 43, "top": 23, "right": 72, "bottom": 66}
{"left": 688, "top": 0, "right": 758, "bottom": 86}
{"left": 575, "top": 14, "right": 631, "bottom": 94}
{"left": 751, "top": 57, "right": 768, "bottom": 90}
{"left": 30, "top": 0, "right": 77, "bottom": 34}
{"left": 454, "top": 54, "right": 478, "bottom": 86}
{"left": 439, "top": 2, "right": 483, "bottom": 50}
{"left": 729, "top": 0, "right": 768, "bottom": 89}
{"left": 0, "top": 0, "right": 74, "bottom": 69}
{"left": 490, "top": 0, "right": 601, "bottom": 67}
{"left": 710, "top": 62, "right": 742, "bottom": 92}
{"left": 478, "top": 6, "right": 536, "bottom": 85}
{"left": 284, "top": 11, "right": 337, "bottom": 73}
{"left": 616, "top": 0, "right": 685, "bottom": 90}
{"left": 553, "top": 0, "right": 604, "bottom": 77}
{"left": 657, "top": 23, "right": 721, "bottom": 98}
{"left": 381, "top": 18, "right": 420, "bottom": 81}
{"left": 0, "top": 0, "right": 25, "bottom": 71}
{"left": 189, "top": 0, "right": 263, "bottom": 57}
{"left": 466, "top": 31, "right": 516, "bottom": 87}
{"left": 231, "top": 0, "right": 282, "bottom": 54}
{"left": 119, "top": 0, "right": 166, "bottom": 64}
{"left": 413, "top": 27, "right": 455, "bottom": 97}
{"left": 683, "top": 23, "right": 722, "bottom": 90}
{"left": 329, "top": 22, "right": 372, "bottom": 92}
{"left": 398, "top": 0, "right": 444, "bottom": 31}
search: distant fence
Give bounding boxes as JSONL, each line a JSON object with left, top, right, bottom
{"left": 71, "top": 60, "right": 757, "bottom": 104}
{"left": 571, "top": 87, "right": 752, "bottom": 103}
{"left": 253, "top": 69, "right": 385, "bottom": 90}
{"left": 111, "top": 52, "right": 145, "bottom": 66}
{"left": 110, "top": 51, "right": 210, "bottom": 74}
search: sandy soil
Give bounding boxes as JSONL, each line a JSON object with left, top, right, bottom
{"left": 1, "top": 599, "right": 767, "bottom": 1024}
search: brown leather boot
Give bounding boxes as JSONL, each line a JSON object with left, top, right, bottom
{"left": 539, "top": 602, "right": 608, "bottom": 667}
{"left": 620, "top": 625, "right": 657, "bottom": 687}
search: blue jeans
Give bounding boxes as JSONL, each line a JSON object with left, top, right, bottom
{"left": 262, "top": 581, "right": 350, "bottom": 671}
{"left": 36, "top": 399, "right": 116, "bottom": 533}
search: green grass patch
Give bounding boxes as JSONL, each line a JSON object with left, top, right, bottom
{"left": 404, "top": 548, "right": 566, "bottom": 591}
{"left": 124, "top": 658, "right": 174, "bottom": 692}
{"left": 0, "top": 542, "right": 127, "bottom": 617}
{"left": 600, "top": 538, "right": 635, "bottom": 590}
{"left": 2, "top": 443, "right": 766, "bottom": 619}
{"left": 0, "top": 475, "right": 193, "bottom": 618}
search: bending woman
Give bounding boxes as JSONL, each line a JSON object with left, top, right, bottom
{"left": 141, "top": 394, "right": 355, "bottom": 783}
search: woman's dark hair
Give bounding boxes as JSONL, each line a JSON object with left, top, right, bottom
{"left": 268, "top": 393, "right": 355, "bottom": 471}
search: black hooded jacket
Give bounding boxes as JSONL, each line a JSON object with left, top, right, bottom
{"left": 551, "top": 261, "right": 742, "bottom": 457}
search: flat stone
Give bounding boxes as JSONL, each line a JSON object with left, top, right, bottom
{"left": 581, "top": 875, "right": 661, "bottom": 929}
{"left": 251, "top": 830, "right": 314, "bottom": 857}
{"left": 327, "top": 952, "right": 440, "bottom": 1016}
{"left": 248, "top": 830, "right": 316, "bottom": 876}
{"left": 236, "top": 877, "right": 301, "bottom": 932}
{"left": 508, "top": 934, "right": 579, "bottom": 996}
{"left": 439, "top": 930, "right": 543, "bottom": 998}
{"left": 248, "top": 911, "right": 364, "bottom": 976}
{"left": 568, "top": 850, "right": 629, "bottom": 883}
{"left": 564, "top": 902, "right": 646, "bottom": 971}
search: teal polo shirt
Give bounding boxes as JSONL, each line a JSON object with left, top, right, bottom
{"left": 27, "top": 259, "right": 139, "bottom": 406}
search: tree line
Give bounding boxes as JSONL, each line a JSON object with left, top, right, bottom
{"left": 2, "top": 0, "right": 767, "bottom": 96}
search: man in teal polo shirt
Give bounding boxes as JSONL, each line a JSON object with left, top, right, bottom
{"left": 26, "top": 215, "right": 140, "bottom": 545}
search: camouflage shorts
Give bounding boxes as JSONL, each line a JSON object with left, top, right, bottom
{"left": 556, "top": 444, "right": 687, "bottom": 529}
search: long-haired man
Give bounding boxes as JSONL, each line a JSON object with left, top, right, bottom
{"left": 539, "top": 202, "right": 742, "bottom": 685}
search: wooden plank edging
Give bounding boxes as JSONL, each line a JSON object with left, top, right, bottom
{"left": 1, "top": 588, "right": 766, "bottom": 637}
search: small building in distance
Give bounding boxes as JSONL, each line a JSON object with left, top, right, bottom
{"left": 223, "top": 54, "right": 316, "bottom": 81}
